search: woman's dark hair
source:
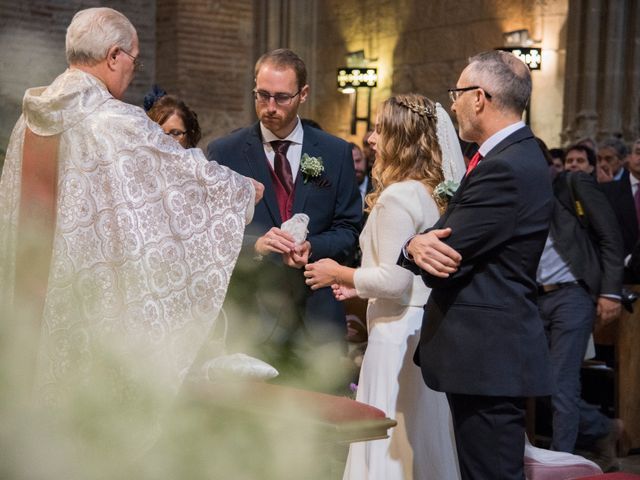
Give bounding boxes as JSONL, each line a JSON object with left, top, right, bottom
{"left": 147, "top": 95, "right": 202, "bottom": 148}
{"left": 535, "top": 137, "right": 553, "bottom": 166}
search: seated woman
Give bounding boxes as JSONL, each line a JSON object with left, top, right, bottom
{"left": 145, "top": 87, "right": 202, "bottom": 148}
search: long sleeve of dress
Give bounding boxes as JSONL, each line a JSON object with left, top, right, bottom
{"left": 354, "top": 182, "right": 427, "bottom": 300}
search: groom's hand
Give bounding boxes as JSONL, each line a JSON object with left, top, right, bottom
{"left": 407, "top": 228, "right": 461, "bottom": 278}
{"left": 283, "top": 240, "right": 311, "bottom": 269}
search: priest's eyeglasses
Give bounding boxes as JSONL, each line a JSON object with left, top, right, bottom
{"left": 253, "top": 89, "right": 301, "bottom": 106}
{"left": 448, "top": 86, "right": 492, "bottom": 103}
{"left": 120, "top": 48, "right": 144, "bottom": 72}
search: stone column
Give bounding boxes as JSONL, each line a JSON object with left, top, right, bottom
{"left": 600, "top": 0, "right": 626, "bottom": 138}
{"left": 575, "top": 0, "right": 601, "bottom": 141}
{"left": 624, "top": 0, "right": 640, "bottom": 140}
{"left": 563, "top": 0, "right": 640, "bottom": 144}
{"left": 562, "top": 0, "right": 583, "bottom": 142}
{"left": 253, "top": 0, "right": 318, "bottom": 117}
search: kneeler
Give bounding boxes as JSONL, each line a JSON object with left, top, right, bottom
{"left": 189, "top": 381, "right": 397, "bottom": 444}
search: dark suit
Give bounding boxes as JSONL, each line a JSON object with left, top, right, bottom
{"left": 600, "top": 169, "right": 638, "bottom": 257}
{"left": 550, "top": 172, "right": 623, "bottom": 299}
{"left": 400, "top": 126, "right": 553, "bottom": 479}
{"left": 207, "top": 122, "right": 361, "bottom": 380}
{"left": 539, "top": 171, "right": 623, "bottom": 452}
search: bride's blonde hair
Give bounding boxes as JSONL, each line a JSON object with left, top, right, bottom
{"left": 365, "top": 94, "right": 446, "bottom": 214}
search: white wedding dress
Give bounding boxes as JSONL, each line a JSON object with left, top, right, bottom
{"left": 344, "top": 180, "right": 460, "bottom": 480}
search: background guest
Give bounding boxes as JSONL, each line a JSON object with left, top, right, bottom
{"left": 350, "top": 142, "right": 371, "bottom": 210}
{"left": 550, "top": 147, "right": 565, "bottom": 176}
{"left": 536, "top": 142, "right": 623, "bottom": 466}
{"left": 601, "top": 137, "right": 640, "bottom": 281}
{"left": 597, "top": 137, "right": 628, "bottom": 183}
{"left": 362, "top": 130, "right": 376, "bottom": 172}
{"left": 564, "top": 143, "right": 597, "bottom": 176}
{"left": 145, "top": 88, "right": 202, "bottom": 149}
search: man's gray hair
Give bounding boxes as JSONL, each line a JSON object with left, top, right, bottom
{"left": 599, "top": 137, "right": 629, "bottom": 159}
{"left": 66, "top": 7, "right": 136, "bottom": 66}
{"left": 467, "top": 50, "right": 531, "bottom": 115}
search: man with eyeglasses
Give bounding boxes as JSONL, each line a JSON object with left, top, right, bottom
{"left": 207, "top": 48, "right": 361, "bottom": 388}
{"left": 0, "top": 7, "right": 260, "bottom": 414}
{"left": 399, "top": 50, "right": 554, "bottom": 480}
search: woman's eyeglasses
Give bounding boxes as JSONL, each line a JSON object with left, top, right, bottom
{"left": 165, "top": 129, "right": 186, "bottom": 138}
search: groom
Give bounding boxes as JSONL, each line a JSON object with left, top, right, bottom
{"left": 207, "top": 49, "right": 361, "bottom": 383}
{"left": 400, "top": 50, "right": 553, "bottom": 479}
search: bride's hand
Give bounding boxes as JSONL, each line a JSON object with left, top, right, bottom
{"left": 304, "top": 258, "right": 339, "bottom": 290}
{"left": 332, "top": 284, "right": 358, "bottom": 301}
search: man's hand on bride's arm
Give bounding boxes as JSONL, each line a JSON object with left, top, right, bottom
{"left": 407, "top": 228, "right": 461, "bottom": 278}
{"left": 304, "top": 259, "right": 355, "bottom": 290}
{"left": 250, "top": 179, "right": 264, "bottom": 204}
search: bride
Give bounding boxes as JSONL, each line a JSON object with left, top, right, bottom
{"left": 304, "top": 94, "right": 464, "bottom": 479}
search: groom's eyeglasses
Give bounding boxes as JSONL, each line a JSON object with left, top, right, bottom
{"left": 448, "top": 86, "right": 492, "bottom": 103}
{"left": 253, "top": 89, "right": 301, "bottom": 106}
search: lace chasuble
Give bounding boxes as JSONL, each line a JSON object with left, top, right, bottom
{"left": 0, "top": 69, "right": 254, "bottom": 404}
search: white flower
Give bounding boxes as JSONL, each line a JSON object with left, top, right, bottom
{"left": 300, "top": 154, "right": 324, "bottom": 183}
{"left": 433, "top": 180, "right": 459, "bottom": 200}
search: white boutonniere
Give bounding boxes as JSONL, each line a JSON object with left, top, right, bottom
{"left": 433, "top": 180, "right": 459, "bottom": 201}
{"left": 300, "top": 153, "right": 324, "bottom": 183}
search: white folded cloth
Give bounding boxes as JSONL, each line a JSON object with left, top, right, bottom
{"left": 281, "top": 213, "right": 309, "bottom": 245}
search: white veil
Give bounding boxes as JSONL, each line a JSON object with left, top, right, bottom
{"left": 435, "top": 102, "right": 466, "bottom": 183}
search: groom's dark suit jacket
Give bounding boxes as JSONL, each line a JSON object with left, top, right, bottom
{"left": 207, "top": 122, "right": 361, "bottom": 347}
{"left": 400, "top": 126, "right": 553, "bottom": 397}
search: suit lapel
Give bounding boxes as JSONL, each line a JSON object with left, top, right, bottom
{"left": 456, "top": 126, "right": 535, "bottom": 193}
{"left": 292, "top": 125, "right": 319, "bottom": 214}
{"left": 244, "top": 123, "right": 282, "bottom": 225}
{"left": 483, "top": 125, "right": 534, "bottom": 160}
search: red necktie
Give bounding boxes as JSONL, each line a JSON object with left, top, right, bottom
{"left": 466, "top": 151, "right": 483, "bottom": 174}
{"left": 271, "top": 141, "right": 294, "bottom": 194}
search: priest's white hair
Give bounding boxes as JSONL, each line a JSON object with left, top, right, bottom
{"left": 66, "top": 7, "right": 136, "bottom": 66}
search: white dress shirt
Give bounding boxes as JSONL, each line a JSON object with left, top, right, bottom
{"left": 260, "top": 117, "right": 304, "bottom": 179}
{"left": 477, "top": 120, "right": 526, "bottom": 158}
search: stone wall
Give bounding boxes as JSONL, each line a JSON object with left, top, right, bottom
{"left": 0, "top": 1, "right": 156, "bottom": 155}
{"left": 312, "top": 0, "right": 568, "bottom": 148}
{"left": 562, "top": 0, "right": 640, "bottom": 144}
{"left": 0, "top": 0, "right": 587, "bottom": 159}
{"left": 156, "top": 0, "right": 255, "bottom": 147}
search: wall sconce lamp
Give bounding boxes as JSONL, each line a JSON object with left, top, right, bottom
{"left": 337, "top": 65, "right": 378, "bottom": 135}
{"left": 500, "top": 47, "right": 542, "bottom": 70}
{"left": 499, "top": 29, "right": 542, "bottom": 70}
